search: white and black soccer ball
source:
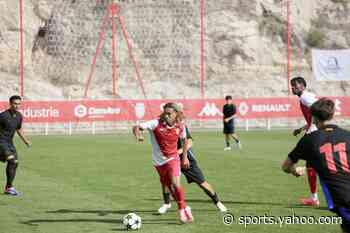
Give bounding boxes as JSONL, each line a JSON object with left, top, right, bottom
{"left": 122, "top": 213, "right": 142, "bottom": 230}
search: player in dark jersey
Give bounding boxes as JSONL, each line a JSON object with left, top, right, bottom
{"left": 0, "top": 95, "right": 31, "bottom": 196}
{"left": 282, "top": 98, "right": 350, "bottom": 232}
{"left": 158, "top": 125, "right": 227, "bottom": 214}
{"left": 222, "top": 95, "right": 241, "bottom": 150}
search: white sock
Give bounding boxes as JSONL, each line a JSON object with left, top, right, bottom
{"left": 310, "top": 193, "right": 318, "bottom": 200}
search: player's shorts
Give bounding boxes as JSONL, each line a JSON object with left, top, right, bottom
{"left": 155, "top": 157, "right": 180, "bottom": 187}
{"left": 181, "top": 149, "right": 205, "bottom": 184}
{"left": 0, "top": 143, "right": 18, "bottom": 163}
{"left": 223, "top": 120, "right": 235, "bottom": 134}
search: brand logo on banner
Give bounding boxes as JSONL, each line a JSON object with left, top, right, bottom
{"left": 198, "top": 102, "right": 222, "bottom": 117}
{"left": 238, "top": 102, "right": 249, "bottom": 116}
{"left": 74, "top": 104, "right": 121, "bottom": 119}
{"left": 312, "top": 49, "right": 350, "bottom": 81}
{"left": 134, "top": 103, "right": 145, "bottom": 119}
{"left": 74, "top": 104, "right": 88, "bottom": 118}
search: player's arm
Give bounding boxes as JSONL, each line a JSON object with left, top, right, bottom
{"left": 132, "top": 125, "right": 144, "bottom": 142}
{"left": 178, "top": 138, "right": 193, "bottom": 155}
{"left": 293, "top": 124, "right": 308, "bottom": 136}
{"left": 224, "top": 115, "right": 235, "bottom": 122}
{"left": 181, "top": 138, "right": 190, "bottom": 169}
{"left": 281, "top": 158, "right": 305, "bottom": 177}
{"left": 179, "top": 126, "right": 190, "bottom": 169}
{"left": 132, "top": 120, "right": 158, "bottom": 142}
{"left": 16, "top": 128, "right": 31, "bottom": 147}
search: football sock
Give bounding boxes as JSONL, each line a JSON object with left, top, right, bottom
{"left": 310, "top": 193, "right": 318, "bottom": 201}
{"left": 163, "top": 192, "right": 171, "bottom": 204}
{"left": 6, "top": 161, "right": 17, "bottom": 188}
{"left": 226, "top": 142, "right": 230, "bottom": 147}
{"left": 202, "top": 187, "right": 219, "bottom": 204}
{"left": 173, "top": 187, "right": 186, "bottom": 209}
{"left": 307, "top": 167, "right": 318, "bottom": 196}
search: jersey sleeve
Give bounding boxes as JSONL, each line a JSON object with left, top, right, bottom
{"left": 300, "top": 91, "right": 318, "bottom": 107}
{"left": 185, "top": 126, "right": 192, "bottom": 140}
{"left": 288, "top": 135, "right": 311, "bottom": 163}
{"left": 179, "top": 125, "right": 187, "bottom": 139}
{"left": 139, "top": 120, "right": 158, "bottom": 131}
{"left": 17, "top": 114, "right": 23, "bottom": 130}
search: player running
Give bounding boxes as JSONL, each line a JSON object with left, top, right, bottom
{"left": 282, "top": 98, "right": 350, "bottom": 232}
{"left": 222, "top": 95, "right": 241, "bottom": 150}
{"left": 158, "top": 125, "right": 227, "bottom": 214}
{"left": 132, "top": 102, "right": 193, "bottom": 223}
{"left": 0, "top": 95, "right": 31, "bottom": 196}
{"left": 291, "top": 77, "right": 320, "bottom": 206}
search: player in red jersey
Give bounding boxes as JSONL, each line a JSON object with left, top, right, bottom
{"left": 291, "top": 77, "right": 319, "bottom": 206}
{"left": 132, "top": 102, "right": 193, "bottom": 223}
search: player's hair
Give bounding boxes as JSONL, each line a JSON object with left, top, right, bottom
{"left": 161, "top": 102, "right": 184, "bottom": 123}
{"left": 310, "top": 98, "right": 335, "bottom": 122}
{"left": 9, "top": 95, "right": 22, "bottom": 104}
{"left": 290, "top": 76, "right": 306, "bottom": 87}
{"left": 225, "top": 95, "right": 232, "bottom": 100}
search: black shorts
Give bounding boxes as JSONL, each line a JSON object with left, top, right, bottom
{"left": 181, "top": 149, "right": 205, "bottom": 184}
{"left": 223, "top": 121, "right": 235, "bottom": 134}
{"left": 0, "top": 143, "right": 18, "bottom": 162}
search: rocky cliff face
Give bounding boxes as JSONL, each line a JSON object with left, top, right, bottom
{"left": 0, "top": 0, "right": 349, "bottom": 100}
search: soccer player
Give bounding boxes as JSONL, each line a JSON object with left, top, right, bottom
{"left": 290, "top": 77, "right": 320, "bottom": 206}
{"left": 222, "top": 95, "right": 241, "bottom": 150}
{"left": 132, "top": 103, "right": 193, "bottom": 223}
{"left": 282, "top": 98, "right": 350, "bottom": 232}
{"left": 158, "top": 125, "right": 227, "bottom": 214}
{"left": 0, "top": 95, "right": 31, "bottom": 195}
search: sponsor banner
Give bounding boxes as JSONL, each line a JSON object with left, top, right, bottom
{"left": 312, "top": 49, "right": 350, "bottom": 81}
{"left": 0, "top": 97, "right": 348, "bottom": 123}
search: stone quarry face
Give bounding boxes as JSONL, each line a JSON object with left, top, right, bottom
{"left": 0, "top": 0, "right": 349, "bottom": 100}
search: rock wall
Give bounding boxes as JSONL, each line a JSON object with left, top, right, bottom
{"left": 0, "top": 0, "right": 349, "bottom": 100}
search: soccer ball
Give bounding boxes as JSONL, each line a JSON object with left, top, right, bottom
{"left": 122, "top": 213, "right": 142, "bottom": 230}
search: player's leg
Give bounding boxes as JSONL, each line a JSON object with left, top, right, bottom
{"left": 198, "top": 181, "right": 227, "bottom": 212}
{"left": 182, "top": 150, "right": 227, "bottom": 212}
{"left": 333, "top": 207, "right": 350, "bottom": 233}
{"left": 4, "top": 150, "right": 20, "bottom": 196}
{"left": 168, "top": 159, "right": 193, "bottom": 223}
{"left": 224, "top": 134, "right": 231, "bottom": 150}
{"left": 229, "top": 121, "right": 241, "bottom": 148}
{"left": 300, "top": 162, "right": 319, "bottom": 206}
{"left": 158, "top": 184, "right": 172, "bottom": 214}
{"left": 230, "top": 133, "right": 241, "bottom": 149}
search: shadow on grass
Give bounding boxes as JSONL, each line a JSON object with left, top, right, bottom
{"left": 21, "top": 209, "right": 180, "bottom": 227}
{"left": 21, "top": 218, "right": 121, "bottom": 226}
{"left": 46, "top": 209, "right": 157, "bottom": 216}
{"left": 146, "top": 198, "right": 286, "bottom": 206}
{"left": 145, "top": 198, "right": 329, "bottom": 211}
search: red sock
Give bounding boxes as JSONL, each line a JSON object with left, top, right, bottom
{"left": 307, "top": 167, "right": 317, "bottom": 194}
{"left": 173, "top": 186, "right": 186, "bottom": 210}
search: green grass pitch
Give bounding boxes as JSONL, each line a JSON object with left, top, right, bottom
{"left": 0, "top": 131, "right": 342, "bottom": 233}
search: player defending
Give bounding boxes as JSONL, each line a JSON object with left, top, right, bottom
{"left": 158, "top": 125, "right": 227, "bottom": 214}
{"left": 0, "top": 95, "right": 31, "bottom": 195}
{"left": 132, "top": 103, "right": 193, "bottom": 223}
{"left": 223, "top": 95, "right": 241, "bottom": 150}
{"left": 282, "top": 98, "right": 350, "bottom": 232}
{"left": 291, "top": 77, "right": 319, "bottom": 206}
